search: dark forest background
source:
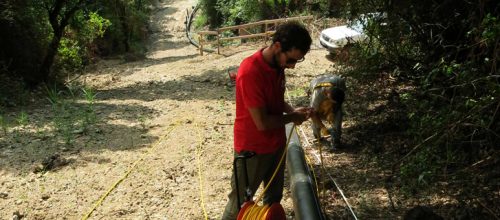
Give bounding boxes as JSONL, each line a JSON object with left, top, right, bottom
{"left": 0, "top": 0, "right": 151, "bottom": 91}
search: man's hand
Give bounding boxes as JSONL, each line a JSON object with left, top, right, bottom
{"left": 289, "top": 107, "right": 314, "bottom": 125}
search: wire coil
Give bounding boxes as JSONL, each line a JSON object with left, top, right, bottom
{"left": 237, "top": 201, "right": 285, "bottom": 220}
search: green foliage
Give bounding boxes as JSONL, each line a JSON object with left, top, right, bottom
{"left": 46, "top": 84, "right": 98, "bottom": 145}
{"left": 194, "top": 13, "right": 209, "bottom": 29}
{"left": 0, "top": 0, "right": 151, "bottom": 86}
{"left": 46, "top": 85, "right": 74, "bottom": 144}
{"left": 86, "top": 1, "right": 152, "bottom": 56}
{"left": 45, "top": 84, "right": 62, "bottom": 106}
{"left": 215, "top": 0, "right": 263, "bottom": 25}
{"left": 200, "top": 0, "right": 335, "bottom": 28}
{"left": 0, "top": 114, "right": 8, "bottom": 135}
{"left": 479, "top": 14, "right": 500, "bottom": 43}
{"left": 0, "top": 65, "right": 28, "bottom": 109}
{"left": 0, "top": 0, "right": 47, "bottom": 82}
{"left": 81, "top": 86, "right": 97, "bottom": 128}
{"left": 338, "top": 0, "right": 500, "bottom": 192}
{"left": 68, "top": 11, "right": 112, "bottom": 62}
{"left": 82, "top": 87, "right": 96, "bottom": 105}
{"left": 76, "top": 12, "right": 112, "bottom": 42}
{"left": 394, "top": 61, "right": 499, "bottom": 191}
{"left": 16, "top": 111, "right": 29, "bottom": 126}
{"left": 51, "top": 8, "right": 113, "bottom": 74}
{"left": 400, "top": 147, "right": 438, "bottom": 192}
{"left": 200, "top": 0, "right": 221, "bottom": 28}
{"left": 56, "top": 38, "right": 83, "bottom": 71}
{"left": 357, "top": 192, "right": 377, "bottom": 216}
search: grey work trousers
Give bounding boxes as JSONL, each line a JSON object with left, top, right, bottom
{"left": 221, "top": 148, "right": 286, "bottom": 220}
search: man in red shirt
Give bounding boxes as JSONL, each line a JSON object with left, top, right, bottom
{"left": 222, "top": 21, "right": 313, "bottom": 219}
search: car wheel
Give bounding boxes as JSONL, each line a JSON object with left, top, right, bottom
{"left": 325, "top": 52, "right": 336, "bottom": 62}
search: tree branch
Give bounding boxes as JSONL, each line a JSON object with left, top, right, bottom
{"left": 60, "top": 0, "right": 86, "bottom": 28}
{"left": 48, "top": 0, "right": 65, "bottom": 30}
{"left": 476, "top": 198, "right": 500, "bottom": 220}
{"left": 489, "top": 100, "right": 500, "bottom": 130}
{"left": 392, "top": 132, "right": 440, "bottom": 170}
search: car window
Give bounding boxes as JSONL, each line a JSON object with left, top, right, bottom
{"left": 349, "top": 20, "right": 364, "bottom": 32}
{"left": 347, "top": 12, "right": 386, "bottom": 33}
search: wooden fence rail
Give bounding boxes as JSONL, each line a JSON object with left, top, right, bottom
{"left": 197, "top": 16, "right": 313, "bottom": 55}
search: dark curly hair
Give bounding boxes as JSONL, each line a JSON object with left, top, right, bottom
{"left": 272, "top": 21, "right": 312, "bottom": 54}
{"left": 330, "top": 88, "right": 345, "bottom": 112}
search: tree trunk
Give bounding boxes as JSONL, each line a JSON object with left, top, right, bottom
{"left": 115, "top": 0, "right": 130, "bottom": 52}
{"left": 119, "top": 15, "right": 130, "bottom": 52}
{"left": 288, "top": 0, "right": 297, "bottom": 12}
{"left": 31, "top": 0, "right": 84, "bottom": 86}
{"left": 38, "top": 30, "right": 63, "bottom": 84}
{"left": 280, "top": 0, "right": 286, "bottom": 15}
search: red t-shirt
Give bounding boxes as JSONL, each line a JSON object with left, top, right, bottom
{"left": 234, "top": 49, "right": 286, "bottom": 154}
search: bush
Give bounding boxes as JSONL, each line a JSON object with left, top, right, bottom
{"left": 55, "top": 38, "right": 83, "bottom": 72}
{"left": 342, "top": 0, "right": 500, "bottom": 190}
{"left": 0, "top": 0, "right": 152, "bottom": 87}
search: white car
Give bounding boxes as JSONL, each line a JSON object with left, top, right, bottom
{"left": 319, "top": 22, "right": 364, "bottom": 54}
{"left": 319, "top": 13, "right": 384, "bottom": 54}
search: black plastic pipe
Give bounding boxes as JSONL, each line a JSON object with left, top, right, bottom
{"left": 286, "top": 124, "right": 324, "bottom": 220}
{"left": 184, "top": 4, "right": 215, "bottom": 53}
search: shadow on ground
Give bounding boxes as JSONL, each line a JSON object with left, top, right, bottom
{"left": 98, "top": 67, "right": 235, "bottom": 102}
{"left": 0, "top": 62, "right": 236, "bottom": 175}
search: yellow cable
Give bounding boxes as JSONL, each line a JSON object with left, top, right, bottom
{"left": 241, "top": 87, "right": 325, "bottom": 219}
{"left": 239, "top": 125, "right": 327, "bottom": 220}
{"left": 81, "top": 121, "right": 180, "bottom": 220}
{"left": 238, "top": 125, "right": 295, "bottom": 220}
{"left": 294, "top": 126, "right": 321, "bottom": 195}
{"left": 284, "top": 87, "right": 324, "bottom": 208}
{"left": 258, "top": 204, "right": 270, "bottom": 217}
{"left": 294, "top": 119, "right": 326, "bottom": 213}
{"left": 240, "top": 87, "right": 324, "bottom": 219}
{"left": 242, "top": 204, "right": 270, "bottom": 219}
{"left": 195, "top": 123, "right": 208, "bottom": 220}
{"left": 301, "top": 140, "right": 320, "bottom": 197}
{"left": 254, "top": 124, "right": 295, "bottom": 204}
{"left": 317, "top": 139, "right": 326, "bottom": 202}
{"left": 298, "top": 129, "right": 327, "bottom": 215}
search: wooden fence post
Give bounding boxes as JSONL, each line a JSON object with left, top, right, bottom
{"left": 195, "top": 16, "right": 313, "bottom": 55}
{"left": 263, "top": 23, "right": 268, "bottom": 43}
{"left": 198, "top": 35, "right": 203, "bottom": 56}
{"left": 217, "top": 30, "right": 220, "bottom": 55}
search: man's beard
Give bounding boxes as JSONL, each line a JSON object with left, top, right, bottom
{"left": 271, "top": 52, "right": 281, "bottom": 69}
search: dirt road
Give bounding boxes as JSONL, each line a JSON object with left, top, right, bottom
{"left": 0, "top": 0, "right": 396, "bottom": 219}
